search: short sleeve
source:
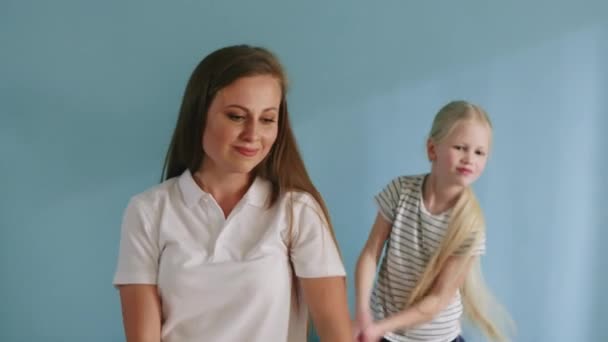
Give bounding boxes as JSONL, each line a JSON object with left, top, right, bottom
{"left": 113, "top": 198, "right": 159, "bottom": 286}
{"left": 374, "top": 177, "right": 402, "bottom": 222}
{"left": 455, "top": 231, "right": 486, "bottom": 256}
{"left": 289, "top": 195, "right": 346, "bottom": 278}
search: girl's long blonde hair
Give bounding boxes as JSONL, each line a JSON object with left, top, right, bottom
{"left": 406, "top": 100, "right": 514, "bottom": 341}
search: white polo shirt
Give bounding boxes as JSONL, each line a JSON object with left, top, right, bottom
{"left": 113, "top": 170, "right": 345, "bottom": 342}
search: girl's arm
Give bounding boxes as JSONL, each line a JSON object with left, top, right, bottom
{"left": 355, "top": 213, "right": 392, "bottom": 325}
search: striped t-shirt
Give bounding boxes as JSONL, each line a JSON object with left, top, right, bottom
{"left": 371, "top": 174, "right": 485, "bottom": 342}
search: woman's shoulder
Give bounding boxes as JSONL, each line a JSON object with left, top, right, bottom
{"left": 128, "top": 177, "right": 180, "bottom": 210}
{"left": 282, "top": 189, "right": 320, "bottom": 209}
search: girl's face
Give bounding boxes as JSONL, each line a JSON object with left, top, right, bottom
{"left": 428, "top": 119, "right": 492, "bottom": 187}
{"left": 200, "top": 75, "right": 281, "bottom": 176}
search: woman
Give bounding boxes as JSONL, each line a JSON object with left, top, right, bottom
{"left": 113, "top": 45, "right": 352, "bottom": 341}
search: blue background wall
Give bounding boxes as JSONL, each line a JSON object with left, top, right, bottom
{"left": 1, "top": 0, "right": 606, "bottom": 341}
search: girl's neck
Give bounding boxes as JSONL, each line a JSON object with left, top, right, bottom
{"left": 422, "top": 172, "right": 464, "bottom": 215}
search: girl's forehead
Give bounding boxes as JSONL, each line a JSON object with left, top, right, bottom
{"left": 446, "top": 120, "right": 492, "bottom": 141}
{"left": 455, "top": 118, "right": 489, "bottom": 131}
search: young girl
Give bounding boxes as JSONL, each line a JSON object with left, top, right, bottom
{"left": 113, "top": 45, "right": 353, "bottom": 341}
{"left": 354, "top": 101, "right": 512, "bottom": 342}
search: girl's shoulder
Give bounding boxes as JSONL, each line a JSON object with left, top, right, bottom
{"left": 383, "top": 173, "right": 426, "bottom": 195}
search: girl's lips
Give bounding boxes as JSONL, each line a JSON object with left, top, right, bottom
{"left": 456, "top": 167, "right": 472, "bottom": 175}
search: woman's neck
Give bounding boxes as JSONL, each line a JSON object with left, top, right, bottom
{"left": 194, "top": 166, "right": 253, "bottom": 217}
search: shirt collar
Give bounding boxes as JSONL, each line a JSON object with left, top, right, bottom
{"left": 178, "top": 170, "right": 270, "bottom": 208}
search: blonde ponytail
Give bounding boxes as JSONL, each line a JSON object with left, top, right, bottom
{"left": 406, "top": 187, "right": 479, "bottom": 306}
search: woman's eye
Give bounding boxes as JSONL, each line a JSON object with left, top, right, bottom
{"left": 227, "top": 113, "right": 245, "bottom": 121}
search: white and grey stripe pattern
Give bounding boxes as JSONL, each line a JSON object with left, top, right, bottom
{"left": 371, "top": 174, "right": 485, "bottom": 342}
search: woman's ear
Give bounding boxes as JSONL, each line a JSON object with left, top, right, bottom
{"left": 426, "top": 139, "right": 436, "bottom": 162}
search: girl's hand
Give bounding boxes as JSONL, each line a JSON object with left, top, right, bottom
{"left": 359, "top": 323, "right": 384, "bottom": 342}
{"left": 353, "top": 309, "right": 373, "bottom": 339}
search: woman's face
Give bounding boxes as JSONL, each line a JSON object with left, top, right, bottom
{"left": 200, "top": 75, "right": 281, "bottom": 176}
